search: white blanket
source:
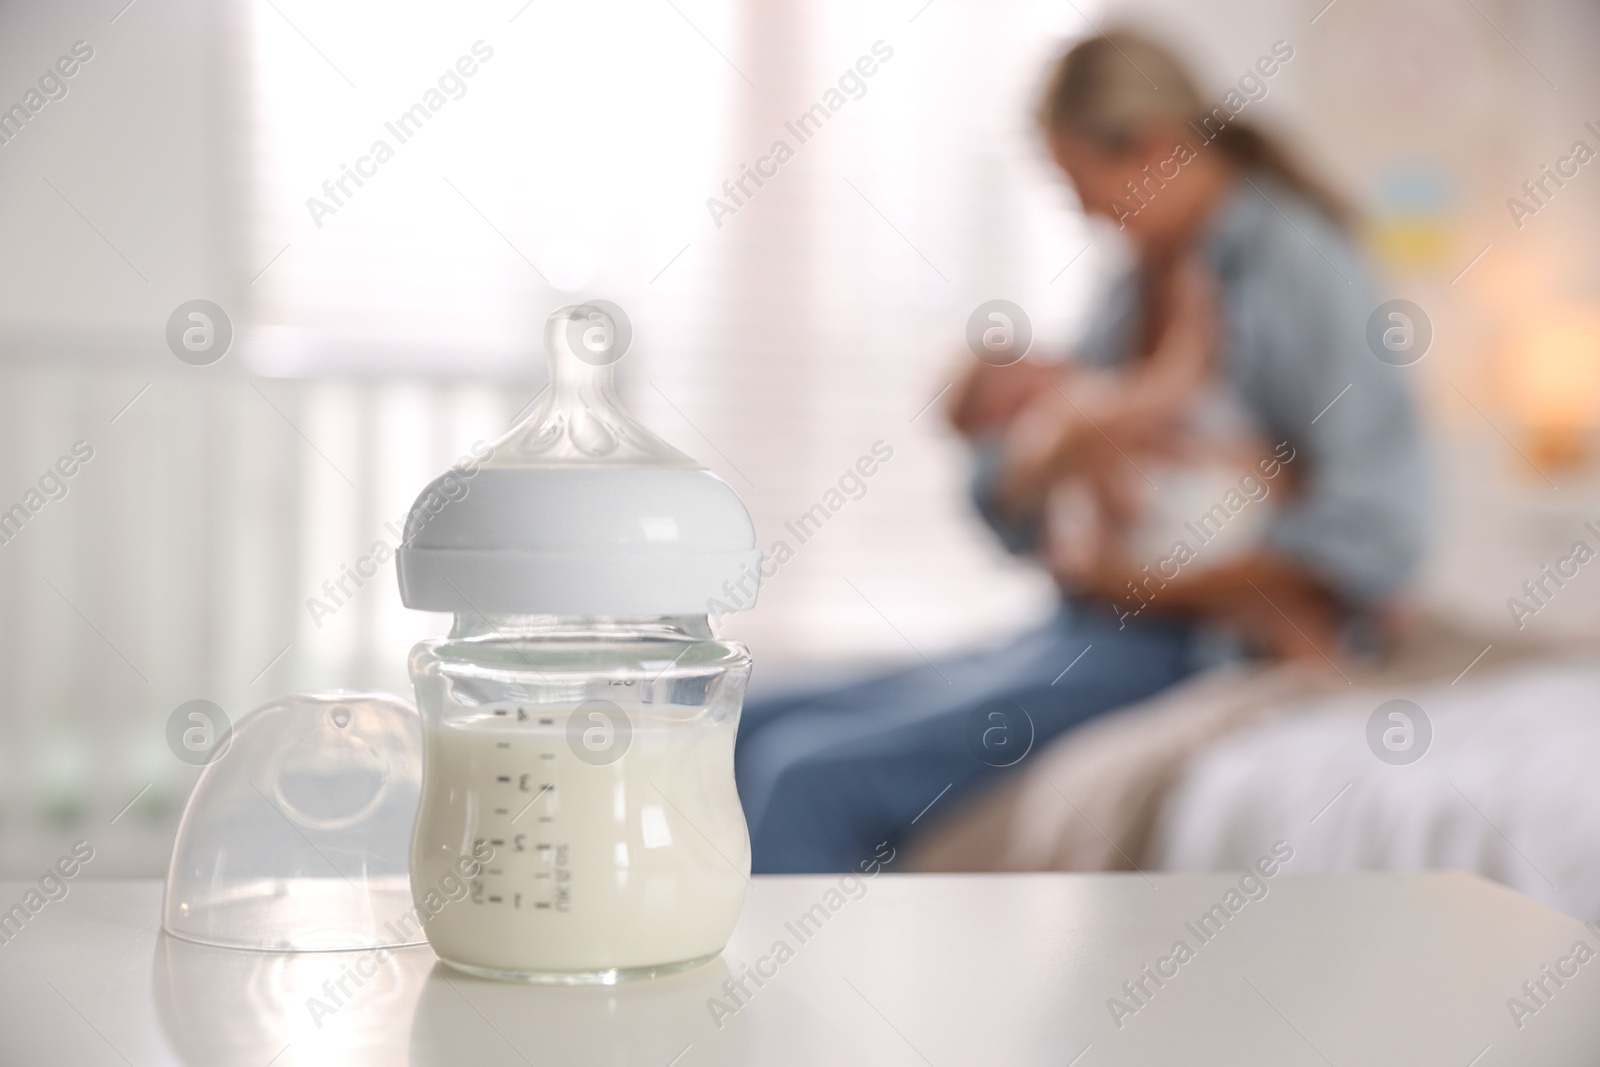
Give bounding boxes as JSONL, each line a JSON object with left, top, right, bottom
{"left": 1152, "top": 661, "right": 1600, "bottom": 921}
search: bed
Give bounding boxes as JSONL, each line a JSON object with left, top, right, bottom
{"left": 906, "top": 618, "right": 1600, "bottom": 922}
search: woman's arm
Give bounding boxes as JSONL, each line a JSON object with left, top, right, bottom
{"left": 1055, "top": 546, "right": 1344, "bottom": 666}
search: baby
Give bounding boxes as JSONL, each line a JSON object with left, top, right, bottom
{"left": 954, "top": 317, "right": 1288, "bottom": 599}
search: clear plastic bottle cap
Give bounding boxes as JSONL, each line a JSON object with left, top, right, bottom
{"left": 162, "top": 692, "right": 425, "bottom": 952}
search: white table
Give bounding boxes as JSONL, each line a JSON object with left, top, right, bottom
{"left": 0, "top": 873, "right": 1595, "bottom": 1065}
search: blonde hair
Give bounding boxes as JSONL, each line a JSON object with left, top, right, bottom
{"left": 1039, "top": 30, "right": 1351, "bottom": 229}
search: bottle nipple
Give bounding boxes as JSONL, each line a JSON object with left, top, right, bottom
{"left": 395, "top": 302, "right": 761, "bottom": 617}
{"left": 497, "top": 303, "right": 698, "bottom": 468}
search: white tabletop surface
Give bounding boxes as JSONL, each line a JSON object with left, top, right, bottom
{"left": 0, "top": 873, "right": 1596, "bottom": 1066}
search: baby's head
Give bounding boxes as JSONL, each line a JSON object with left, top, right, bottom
{"left": 956, "top": 360, "right": 1062, "bottom": 435}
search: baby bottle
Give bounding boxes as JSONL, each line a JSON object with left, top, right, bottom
{"left": 396, "top": 304, "right": 761, "bottom": 983}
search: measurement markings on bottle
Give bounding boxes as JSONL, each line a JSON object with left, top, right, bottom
{"left": 467, "top": 712, "right": 573, "bottom": 914}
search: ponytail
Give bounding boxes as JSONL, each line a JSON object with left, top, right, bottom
{"left": 1208, "top": 122, "right": 1352, "bottom": 231}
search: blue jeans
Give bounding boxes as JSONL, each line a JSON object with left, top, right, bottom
{"left": 736, "top": 603, "right": 1202, "bottom": 873}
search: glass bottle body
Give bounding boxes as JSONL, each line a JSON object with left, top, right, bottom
{"left": 408, "top": 614, "right": 750, "bottom": 983}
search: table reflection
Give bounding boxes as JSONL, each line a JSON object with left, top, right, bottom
{"left": 154, "top": 933, "right": 747, "bottom": 1065}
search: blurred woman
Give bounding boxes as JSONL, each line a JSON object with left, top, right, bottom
{"left": 736, "top": 30, "right": 1429, "bottom": 873}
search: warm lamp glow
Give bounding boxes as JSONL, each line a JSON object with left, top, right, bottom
{"left": 1504, "top": 307, "right": 1600, "bottom": 469}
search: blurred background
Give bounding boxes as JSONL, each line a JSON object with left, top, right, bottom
{"left": 3, "top": 0, "right": 1600, "bottom": 877}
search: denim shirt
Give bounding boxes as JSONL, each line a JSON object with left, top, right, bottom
{"left": 976, "top": 173, "right": 1431, "bottom": 607}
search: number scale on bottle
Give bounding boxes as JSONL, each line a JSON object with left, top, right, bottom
{"left": 467, "top": 706, "right": 571, "bottom": 915}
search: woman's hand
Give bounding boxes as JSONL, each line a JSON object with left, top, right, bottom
{"left": 1051, "top": 543, "right": 1346, "bottom": 669}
